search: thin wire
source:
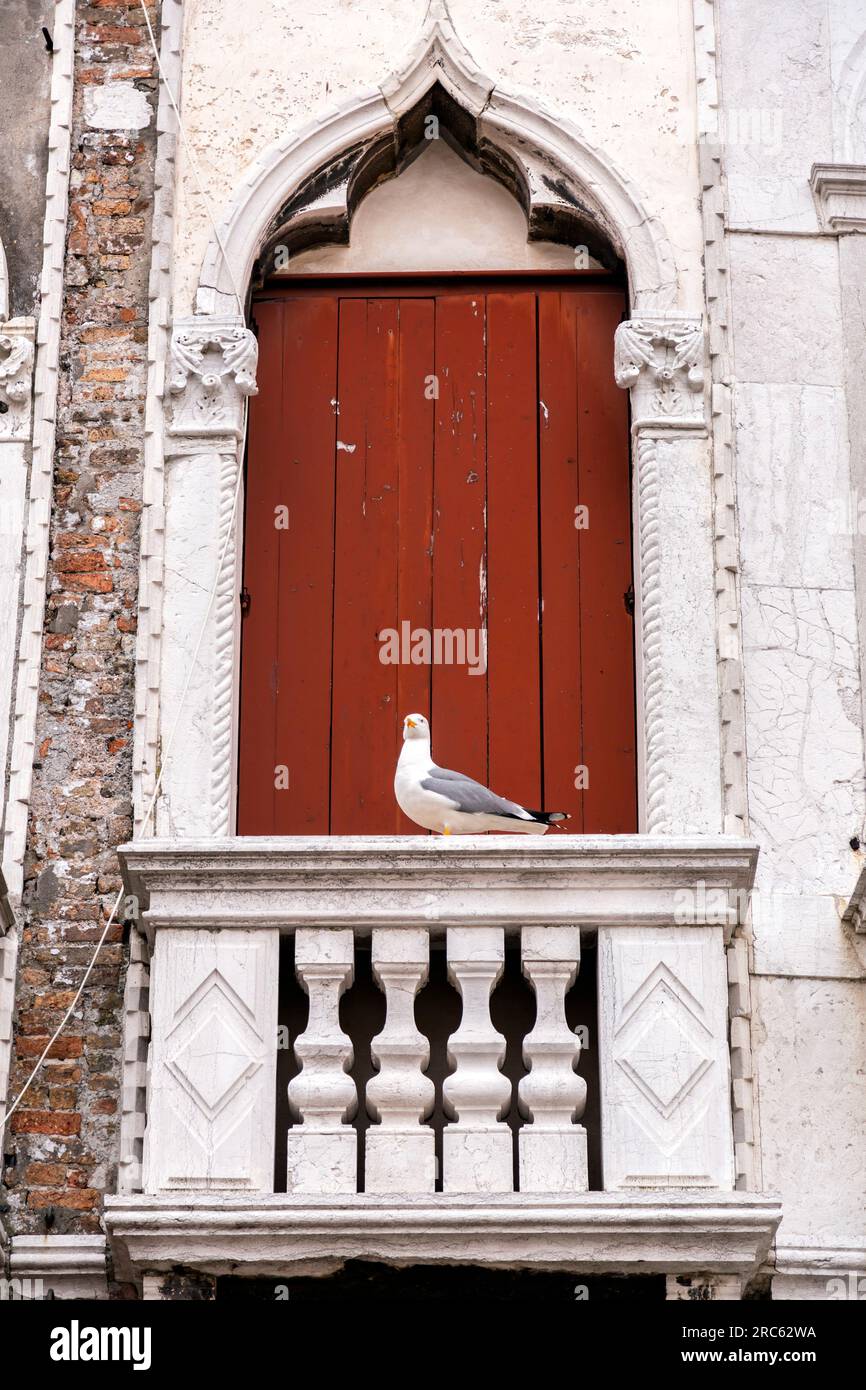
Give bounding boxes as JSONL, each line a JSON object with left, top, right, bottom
{"left": 3, "top": 456, "right": 246, "bottom": 1132}
{"left": 2, "top": 4, "right": 250, "bottom": 1131}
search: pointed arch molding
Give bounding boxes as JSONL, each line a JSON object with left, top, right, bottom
{"left": 195, "top": 2, "right": 677, "bottom": 315}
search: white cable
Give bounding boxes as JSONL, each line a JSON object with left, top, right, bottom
{"left": 2, "top": 4, "right": 250, "bottom": 1131}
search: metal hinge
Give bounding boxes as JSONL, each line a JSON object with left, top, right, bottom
{"left": 240, "top": 587, "right": 251, "bottom": 616}
{"left": 623, "top": 583, "right": 635, "bottom": 617}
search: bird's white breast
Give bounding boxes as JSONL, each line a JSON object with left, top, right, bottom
{"left": 394, "top": 741, "right": 458, "bottom": 833}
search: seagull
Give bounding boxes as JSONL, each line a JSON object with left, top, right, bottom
{"left": 394, "top": 713, "right": 570, "bottom": 835}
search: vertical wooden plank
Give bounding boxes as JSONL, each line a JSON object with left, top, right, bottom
{"left": 238, "top": 299, "right": 284, "bottom": 834}
{"left": 576, "top": 290, "right": 637, "bottom": 832}
{"left": 486, "top": 292, "right": 541, "bottom": 809}
{"left": 271, "top": 296, "right": 340, "bottom": 833}
{"left": 395, "top": 298, "right": 436, "bottom": 832}
{"left": 432, "top": 294, "right": 488, "bottom": 785}
{"left": 330, "top": 298, "right": 401, "bottom": 833}
{"left": 538, "top": 290, "right": 584, "bottom": 829}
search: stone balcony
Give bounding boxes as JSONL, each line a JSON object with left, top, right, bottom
{"left": 105, "top": 836, "right": 781, "bottom": 1294}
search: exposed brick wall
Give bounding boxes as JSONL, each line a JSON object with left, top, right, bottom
{"left": 4, "top": 2, "right": 160, "bottom": 1239}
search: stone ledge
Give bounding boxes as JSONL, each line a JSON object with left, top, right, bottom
{"left": 104, "top": 1192, "right": 780, "bottom": 1283}
{"left": 771, "top": 1244, "right": 866, "bottom": 1301}
{"left": 810, "top": 163, "right": 866, "bottom": 232}
{"left": 10, "top": 1234, "right": 108, "bottom": 1300}
{"left": 118, "top": 834, "right": 759, "bottom": 943}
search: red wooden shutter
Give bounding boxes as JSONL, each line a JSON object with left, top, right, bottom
{"left": 238, "top": 278, "right": 636, "bottom": 836}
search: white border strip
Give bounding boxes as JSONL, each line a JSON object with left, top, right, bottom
{"left": 132, "top": 0, "right": 184, "bottom": 835}
{"left": 0, "top": 0, "right": 77, "bottom": 1129}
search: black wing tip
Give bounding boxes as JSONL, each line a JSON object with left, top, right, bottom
{"left": 526, "top": 810, "right": 571, "bottom": 824}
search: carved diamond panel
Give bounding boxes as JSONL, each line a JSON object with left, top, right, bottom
{"left": 599, "top": 927, "right": 734, "bottom": 1190}
{"left": 144, "top": 930, "right": 278, "bottom": 1194}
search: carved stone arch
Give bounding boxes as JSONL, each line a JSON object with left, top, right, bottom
{"left": 161, "top": 1, "right": 719, "bottom": 845}
{"left": 837, "top": 30, "right": 866, "bottom": 162}
{"left": 195, "top": 0, "right": 677, "bottom": 314}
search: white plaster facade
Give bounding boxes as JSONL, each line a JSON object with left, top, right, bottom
{"left": 1, "top": 0, "right": 865, "bottom": 1301}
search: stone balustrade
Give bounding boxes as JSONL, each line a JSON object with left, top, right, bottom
{"left": 117, "top": 835, "right": 757, "bottom": 1198}
{"left": 106, "top": 835, "right": 783, "bottom": 1289}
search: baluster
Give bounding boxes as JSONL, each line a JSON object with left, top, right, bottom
{"left": 518, "top": 926, "right": 587, "bottom": 1192}
{"left": 365, "top": 928, "right": 435, "bottom": 1193}
{"left": 286, "top": 928, "right": 357, "bottom": 1194}
{"left": 442, "top": 927, "right": 512, "bottom": 1193}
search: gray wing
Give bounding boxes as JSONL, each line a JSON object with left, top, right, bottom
{"left": 421, "top": 764, "right": 528, "bottom": 818}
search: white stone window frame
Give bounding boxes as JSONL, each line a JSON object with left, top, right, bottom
{"left": 139, "top": 3, "right": 724, "bottom": 846}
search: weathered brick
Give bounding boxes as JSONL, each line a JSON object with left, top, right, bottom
{"left": 25, "top": 1162, "right": 68, "bottom": 1187}
{"left": 27, "top": 1188, "right": 100, "bottom": 1212}
{"left": 10, "top": 1, "right": 159, "bottom": 1260}
{"left": 11, "top": 1111, "right": 82, "bottom": 1137}
{"left": 16, "top": 1036, "right": 84, "bottom": 1062}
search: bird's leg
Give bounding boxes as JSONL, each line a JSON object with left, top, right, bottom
{"left": 442, "top": 825, "right": 451, "bottom": 836}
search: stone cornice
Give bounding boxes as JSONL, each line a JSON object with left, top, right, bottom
{"left": 104, "top": 1191, "right": 781, "bottom": 1282}
{"left": 118, "top": 834, "right": 759, "bottom": 943}
{"left": 773, "top": 1243, "right": 866, "bottom": 1274}
{"left": 810, "top": 163, "right": 866, "bottom": 232}
{"left": 11, "top": 1234, "right": 108, "bottom": 1299}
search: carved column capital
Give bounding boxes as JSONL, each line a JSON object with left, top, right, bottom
{"left": 166, "top": 315, "right": 258, "bottom": 451}
{"left": 614, "top": 314, "right": 707, "bottom": 432}
{"left": 0, "top": 318, "right": 36, "bottom": 440}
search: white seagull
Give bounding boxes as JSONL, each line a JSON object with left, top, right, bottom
{"left": 394, "top": 713, "right": 570, "bottom": 835}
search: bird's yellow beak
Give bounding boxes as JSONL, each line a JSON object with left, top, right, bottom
{"left": 406, "top": 718, "right": 417, "bottom": 729}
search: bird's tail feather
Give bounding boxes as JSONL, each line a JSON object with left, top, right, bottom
{"left": 526, "top": 809, "right": 570, "bottom": 825}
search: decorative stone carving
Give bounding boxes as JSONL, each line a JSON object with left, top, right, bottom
{"left": 119, "top": 837, "right": 754, "bottom": 1211}
{"left": 614, "top": 315, "right": 707, "bottom": 430}
{"left": 0, "top": 320, "right": 36, "bottom": 439}
{"left": 287, "top": 928, "right": 358, "bottom": 1194}
{"left": 118, "top": 926, "right": 150, "bottom": 1195}
{"left": 442, "top": 926, "right": 512, "bottom": 1193}
{"left": 613, "top": 310, "right": 717, "bottom": 835}
{"left": 195, "top": 5, "right": 676, "bottom": 315}
{"left": 161, "top": 313, "right": 257, "bottom": 839}
{"left": 598, "top": 924, "right": 735, "bottom": 1191}
{"left": 143, "top": 927, "right": 279, "bottom": 1194}
{"left": 366, "top": 928, "right": 436, "bottom": 1193}
{"left": 518, "top": 926, "right": 587, "bottom": 1193}
{"left": 166, "top": 316, "right": 258, "bottom": 443}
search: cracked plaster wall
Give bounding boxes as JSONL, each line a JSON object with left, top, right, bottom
{"left": 719, "top": 0, "right": 866, "bottom": 1267}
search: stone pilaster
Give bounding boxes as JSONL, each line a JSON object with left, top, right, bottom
{"left": 159, "top": 316, "right": 257, "bottom": 836}
{"left": 614, "top": 314, "right": 722, "bottom": 834}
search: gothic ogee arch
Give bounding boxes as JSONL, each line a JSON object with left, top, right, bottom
{"left": 195, "top": 1, "right": 678, "bottom": 315}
